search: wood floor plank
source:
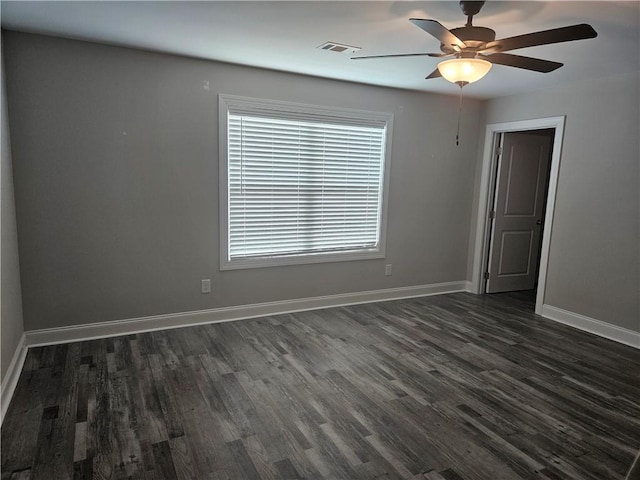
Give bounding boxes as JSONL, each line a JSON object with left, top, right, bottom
{"left": 241, "top": 435, "right": 279, "bottom": 480}
{"left": 2, "top": 291, "right": 639, "bottom": 479}
{"left": 30, "top": 343, "right": 79, "bottom": 480}
{"left": 151, "top": 440, "right": 178, "bottom": 480}
{"left": 167, "top": 435, "right": 197, "bottom": 480}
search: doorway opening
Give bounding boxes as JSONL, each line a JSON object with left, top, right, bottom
{"left": 485, "top": 129, "right": 555, "bottom": 300}
{"left": 470, "top": 117, "right": 566, "bottom": 315}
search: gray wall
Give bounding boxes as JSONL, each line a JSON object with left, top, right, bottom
{"left": 3, "top": 32, "right": 482, "bottom": 331}
{"left": 1, "top": 40, "right": 25, "bottom": 380}
{"left": 478, "top": 71, "right": 639, "bottom": 332}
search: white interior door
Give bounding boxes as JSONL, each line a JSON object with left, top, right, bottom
{"left": 486, "top": 131, "right": 552, "bottom": 293}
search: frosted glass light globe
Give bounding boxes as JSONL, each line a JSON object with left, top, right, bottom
{"left": 437, "top": 58, "right": 492, "bottom": 84}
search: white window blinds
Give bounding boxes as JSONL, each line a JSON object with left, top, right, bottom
{"left": 220, "top": 95, "right": 392, "bottom": 269}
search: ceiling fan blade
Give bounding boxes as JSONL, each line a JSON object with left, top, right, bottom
{"left": 351, "top": 52, "right": 442, "bottom": 60}
{"left": 486, "top": 24, "right": 597, "bottom": 53}
{"left": 425, "top": 68, "right": 442, "bottom": 80}
{"left": 483, "top": 53, "right": 563, "bottom": 73}
{"left": 426, "top": 52, "right": 455, "bottom": 58}
{"left": 409, "top": 18, "right": 467, "bottom": 49}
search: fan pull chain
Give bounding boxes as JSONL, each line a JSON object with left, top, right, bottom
{"left": 456, "top": 83, "right": 464, "bottom": 146}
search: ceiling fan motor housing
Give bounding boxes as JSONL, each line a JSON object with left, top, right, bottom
{"left": 442, "top": 26, "right": 496, "bottom": 53}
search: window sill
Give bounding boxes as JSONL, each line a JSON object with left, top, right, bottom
{"left": 220, "top": 249, "right": 385, "bottom": 270}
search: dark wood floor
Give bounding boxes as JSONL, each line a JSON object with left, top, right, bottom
{"left": 2, "top": 292, "right": 639, "bottom": 480}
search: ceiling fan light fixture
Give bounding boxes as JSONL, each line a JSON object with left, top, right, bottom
{"left": 437, "top": 57, "right": 492, "bottom": 85}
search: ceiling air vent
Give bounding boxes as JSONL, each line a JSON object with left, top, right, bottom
{"left": 317, "top": 42, "right": 361, "bottom": 54}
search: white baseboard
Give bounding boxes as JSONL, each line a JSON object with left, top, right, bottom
{"left": 541, "top": 304, "right": 640, "bottom": 349}
{"left": 1, "top": 333, "right": 27, "bottom": 425}
{"left": 25, "top": 281, "right": 468, "bottom": 347}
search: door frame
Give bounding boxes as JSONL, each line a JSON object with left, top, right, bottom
{"left": 470, "top": 116, "right": 565, "bottom": 315}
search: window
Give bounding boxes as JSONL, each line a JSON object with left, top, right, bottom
{"left": 219, "top": 94, "right": 393, "bottom": 270}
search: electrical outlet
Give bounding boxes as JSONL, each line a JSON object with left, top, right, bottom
{"left": 201, "top": 279, "right": 211, "bottom": 294}
{"left": 385, "top": 264, "right": 392, "bottom": 276}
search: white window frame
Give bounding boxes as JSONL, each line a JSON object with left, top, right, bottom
{"left": 219, "top": 94, "right": 393, "bottom": 270}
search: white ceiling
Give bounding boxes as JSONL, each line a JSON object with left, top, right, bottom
{"left": 1, "top": 1, "right": 638, "bottom": 99}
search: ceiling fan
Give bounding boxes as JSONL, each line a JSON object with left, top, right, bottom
{"left": 352, "top": 1, "right": 598, "bottom": 86}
